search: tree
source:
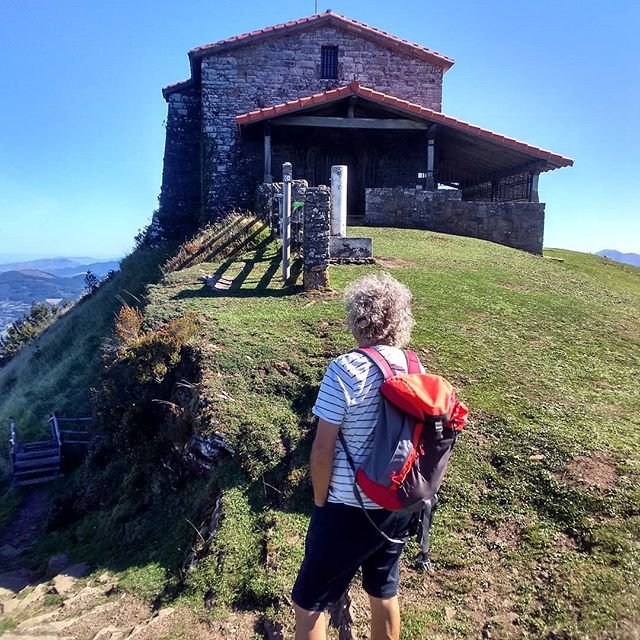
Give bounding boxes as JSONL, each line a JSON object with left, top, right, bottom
{"left": 84, "top": 269, "right": 100, "bottom": 294}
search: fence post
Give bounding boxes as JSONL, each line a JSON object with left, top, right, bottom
{"left": 282, "top": 162, "right": 292, "bottom": 281}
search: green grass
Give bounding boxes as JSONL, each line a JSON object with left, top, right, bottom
{"left": 141, "top": 226, "right": 639, "bottom": 638}
{"left": 0, "top": 618, "right": 18, "bottom": 634}
{"left": 4, "top": 221, "right": 638, "bottom": 638}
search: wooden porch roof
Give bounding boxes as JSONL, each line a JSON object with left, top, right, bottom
{"left": 236, "top": 81, "right": 574, "bottom": 176}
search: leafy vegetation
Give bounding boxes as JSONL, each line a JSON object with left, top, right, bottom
{"left": 0, "top": 300, "right": 70, "bottom": 366}
{"left": 2, "top": 220, "right": 638, "bottom": 639}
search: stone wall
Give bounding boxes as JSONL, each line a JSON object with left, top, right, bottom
{"left": 255, "top": 180, "right": 308, "bottom": 250}
{"left": 157, "top": 88, "right": 201, "bottom": 238}
{"left": 200, "top": 25, "right": 443, "bottom": 215}
{"left": 365, "top": 188, "right": 545, "bottom": 254}
{"left": 303, "top": 186, "right": 331, "bottom": 290}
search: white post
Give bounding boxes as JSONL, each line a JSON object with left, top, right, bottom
{"left": 331, "top": 165, "right": 348, "bottom": 237}
{"left": 282, "top": 162, "right": 292, "bottom": 281}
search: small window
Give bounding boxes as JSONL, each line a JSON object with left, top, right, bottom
{"left": 321, "top": 46, "right": 338, "bottom": 79}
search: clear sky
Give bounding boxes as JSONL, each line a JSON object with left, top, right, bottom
{"left": 0, "top": 0, "right": 638, "bottom": 260}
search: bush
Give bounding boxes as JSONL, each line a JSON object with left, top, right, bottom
{"left": 94, "top": 310, "right": 200, "bottom": 451}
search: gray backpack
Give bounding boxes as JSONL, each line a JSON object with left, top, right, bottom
{"left": 338, "top": 347, "right": 469, "bottom": 570}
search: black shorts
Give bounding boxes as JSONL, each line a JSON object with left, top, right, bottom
{"left": 291, "top": 502, "right": 413, "bottom": 612}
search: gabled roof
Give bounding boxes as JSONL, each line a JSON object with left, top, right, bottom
{"left": 189, "top": 11, "right": 454, "bottom": 70}
{"left": 236, "top": 81, "right": 574, "bottom": 172}
{"left": 164, "top": 11, "right": 454, "bottom": 98}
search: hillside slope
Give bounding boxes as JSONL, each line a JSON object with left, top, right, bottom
{"left": 0, "top": 247, "right": 167, "bottom": 465}
{"left": 1, "top": 224, "right": 638, "bottom": 639}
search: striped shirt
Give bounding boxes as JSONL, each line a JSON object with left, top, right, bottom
{"left": 312, "top": 345, "right": 421, "bottom": 509}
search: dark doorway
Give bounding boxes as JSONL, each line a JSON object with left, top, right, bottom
{"left": 312, "top": 149, "right": 364, "bottom": 216}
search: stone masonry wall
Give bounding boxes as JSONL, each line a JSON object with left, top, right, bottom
{"left": 158, "top": 88, "right": 201, "bottom": 238}
{"left": 365, "top": 188, "right": 545, "bottom": 254}
{"left": 200, "top": 25, "right": 444, "bottom": 216}
{"left": 303, "top": 186, "right": 331, "bottom": 290}
{"left": 255, "top": 180, "right": 308, "bottom": 251}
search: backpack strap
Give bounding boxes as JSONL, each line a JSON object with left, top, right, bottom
{"left": 415, "top": 494, "right": 439, "bottom": 572}
{"left": 405, "top": 350, "right": 422, "bottom": 374}
{"left": 356, "top": 347, "right": 422, "bottom": 378}
{"left": 338, "top": 431, "right": 407, "bottom": 546}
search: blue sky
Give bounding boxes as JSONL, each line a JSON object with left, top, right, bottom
{"left": 0, "top": 0, "right": 638, "bottom": 259}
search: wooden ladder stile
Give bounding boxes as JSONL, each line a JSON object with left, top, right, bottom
{"left": 8, "top": 413, "right": 95, "bottom": 488}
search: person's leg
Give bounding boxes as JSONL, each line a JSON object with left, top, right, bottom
{"left": 361, "top": 511, "right": 413, "bottom": 640}
{"left": 294, "top": 604, "right": 326, "bottom": 640}
{"left": 369, "top": 595, "right": 401, "bottom": 640}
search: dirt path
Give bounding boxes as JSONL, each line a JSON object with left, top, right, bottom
{"left": 0, "top": 487, "right": 50, "bottom": 571}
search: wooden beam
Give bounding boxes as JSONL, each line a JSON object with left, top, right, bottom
{"left": 271, "top": 116, "right": 429, "bottom": 130}
{"left": 263, "top": 122, "right": 272, "bottom": 183}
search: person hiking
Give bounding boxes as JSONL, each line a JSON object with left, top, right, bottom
{"left": 292, "top": 272, "right": 419, "bottom": 640}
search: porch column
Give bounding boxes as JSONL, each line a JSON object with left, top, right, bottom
{"left": 263, "top": 122, "right": 272, "bottom": 183}
{"left": 426, "top": 132, "right": 436, "bottom": 190}
{"left": 530, "top": 172, "right": 540, "bottom": 203}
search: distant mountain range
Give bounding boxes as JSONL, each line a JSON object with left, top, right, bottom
{"left": 0, "top": 257, "right": 120, "bottom": 278}
{"left": 595, "top": 250, "right": 640, "bottom": 267}
{"left": 0, "top": 256, "right": 120, "bottom": 333}
{"left": 0, "top": 269, "right": 86, "bottom": 302}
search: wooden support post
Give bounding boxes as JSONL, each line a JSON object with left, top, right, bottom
{"left": 282, "top": 162, "right": 292, "bottom": 282}
{"left": 426, "top": 137, "right": 436, "bottom": 189}
{"left": 425, "top": 125, "right": 439, "bottom": 189}
{"left": 264, "top": 122, "right": 272, "bottom": 183}
{"left": 530, "top": 172, "right": 540, "bottom": 203}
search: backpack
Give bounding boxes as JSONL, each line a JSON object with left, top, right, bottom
{"left": 338, "top": 347, "right": 469, "bottom": 571}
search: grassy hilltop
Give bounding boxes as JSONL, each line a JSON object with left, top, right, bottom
{"left": 0, "top": 221, "right": 638, "bottom": 639}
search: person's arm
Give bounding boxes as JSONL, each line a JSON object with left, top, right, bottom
{"left": 310, "top": 418, "right": 340, "bottom": 507}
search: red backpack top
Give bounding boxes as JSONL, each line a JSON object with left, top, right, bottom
{"left": 338, "top": 347, "right": 469, "bottom": 570}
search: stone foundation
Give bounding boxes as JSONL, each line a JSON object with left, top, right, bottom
{"left": 365, "top": 188, "right": 545, "bottom": 254}
{"left": 329, "top": 237, "right": 373, "bottom": 260}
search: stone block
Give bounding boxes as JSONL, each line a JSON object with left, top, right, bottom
{"left": 329, "top": 237, "right": 373, "bottom": 259}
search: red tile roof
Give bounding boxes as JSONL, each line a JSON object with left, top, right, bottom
{"left": 236, "top": 81, "right": 574, "bottom": 171}
{"left": 189, "top": 11, "right": 454, "bottom": 70}
{"left": 162, "top": 79, "right": 193, "bottom": 100}
{"left": 164, "top": 12, "right": 453, "bottom": 99}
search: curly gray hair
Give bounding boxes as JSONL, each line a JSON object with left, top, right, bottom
{"left": 344, "top": 272, "right": 415, "bottom": 347}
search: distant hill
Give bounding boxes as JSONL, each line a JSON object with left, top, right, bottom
{"left": 0, "top": 269, "right": 85, "bottom": 302}
{"left": 0, "top": 256, "right": 120, "bottom": 332}
{"left": 0, "top": 270, "right": 86, "bottom": 332}
{"left": 0, "top": 257, "right": 120, "bottom": 278}
{"left": 596, "top": 250, "right": 640, "bottom": 267}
